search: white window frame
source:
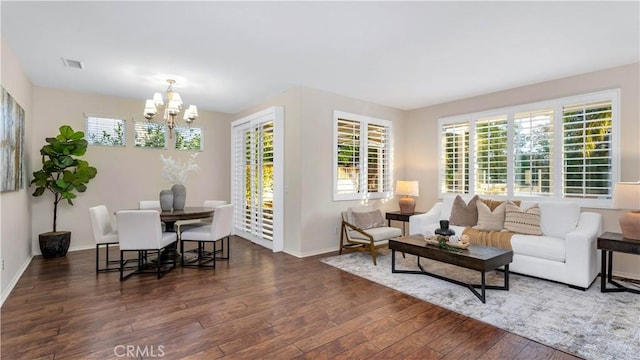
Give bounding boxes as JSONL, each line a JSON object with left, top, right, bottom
{"left": 438, "top": 89, "right": 620, "bottom": 208}
{"left": 333, "top": 110, "right": 393, "bottom": 201}
{"left": 84, "top": 113, "right": 126, "bottom": 147}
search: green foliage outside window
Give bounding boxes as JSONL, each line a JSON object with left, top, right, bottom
{"left": 175, "top": 127, "right": 202, "bottom": 151}
{"left": 134, "top": 122, "right": 166, "bottom": 148}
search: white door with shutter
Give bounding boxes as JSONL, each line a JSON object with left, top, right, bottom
{"left": 231, "top": 107, "right": 283, "bottom": 252}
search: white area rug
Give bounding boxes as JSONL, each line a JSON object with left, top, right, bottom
{"left": 321, "top": 249, "right": 640, "bottom": 360}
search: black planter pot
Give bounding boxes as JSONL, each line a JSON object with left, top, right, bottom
{"left": 39, "top": 231, "right": 71, "bottom": 258}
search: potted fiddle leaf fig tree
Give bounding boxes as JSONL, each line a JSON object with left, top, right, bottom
{"left": 31, "top": 125, "right": 97, "bottom": 258}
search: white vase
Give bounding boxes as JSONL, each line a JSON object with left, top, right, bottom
{"left": 159, "top": 189, "right": 173, "bottom": 211}
{"left": 171, "top": 184, "right": 186, "bottom": 210}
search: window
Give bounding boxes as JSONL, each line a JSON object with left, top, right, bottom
{"left": 85, "top": 114, "right": 125, "bottom": 146}
{"left": 333, "top": 110, "right": 392, "bottom": 201}
{"left": 175, "top": 126, "right": 202, "bottom": 151}
{"left": 438, "top": 89, "right": 618, "bottom": 207}
{"left": 133, "top": 121, "right": 167, "bottom": 149}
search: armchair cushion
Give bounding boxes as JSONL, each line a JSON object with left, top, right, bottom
{"left": 348, "top": 226, "right": 402, "bottom": 241}
{"left": 350, "top": 210, "right": 385, "bottom": 229}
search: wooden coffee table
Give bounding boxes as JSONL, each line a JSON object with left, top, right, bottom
{"left": 389, "top": 235, "right": 513, "bottom": 303}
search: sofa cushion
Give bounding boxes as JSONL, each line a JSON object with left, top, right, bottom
{"left": 538, "top": 202, "right": 581, "bottom": 238}
{"left": 504, "top": 201, "right": 543, "bottom": 235}
{"left": 449, "top": 195, "right": 479, "bottom": 227}
{"left": 350, "top": 210, "right": 384, "bottom": 229}
{"left": 473, "top": 200, "right": 506, "bottom": 231}
{"left": 511, "top": 234, "right": 565, "bottom": 262}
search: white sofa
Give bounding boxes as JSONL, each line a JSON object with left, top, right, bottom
{"left": 409, "top": 196, "right": 602, "bottom": 289}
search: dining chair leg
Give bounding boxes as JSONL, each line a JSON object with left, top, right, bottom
{"left": 119, "top": 250, "right": 125, "bottom": 281}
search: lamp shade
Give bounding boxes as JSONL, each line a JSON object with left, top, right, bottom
{"left": 612, "top": 182, "right": 640, "bottom": 240}
{"left": 612, "top": 182, "right": 640, "bottom": 210}
{"left": 396, "top": 180, "right": 419, "bottom": 197}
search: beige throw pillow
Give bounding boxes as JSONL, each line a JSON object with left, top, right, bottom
{"left": 449, "top": 195, "right": 479, "bottom": 227}
{"left": 473, "top": 200, "right": 506, "bottom": 231}
{"left": 351, "top": 210, "right": 385, "bottom": 229}
{"left": 504, "top": 201, "right": 543, "bottom": 235}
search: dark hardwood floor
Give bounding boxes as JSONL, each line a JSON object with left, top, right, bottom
{"left": 1, "top": 236, "right": 580, "bottom": 359}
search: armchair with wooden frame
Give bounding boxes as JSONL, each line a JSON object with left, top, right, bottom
{"left": 339, "top": 207, "right": 402, "bottom": 265}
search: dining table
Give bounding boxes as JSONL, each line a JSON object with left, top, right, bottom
{"left": 158, "top": 206, "right": 215, "bottom": 232}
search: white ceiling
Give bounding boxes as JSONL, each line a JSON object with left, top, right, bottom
{"left": 2, "top": 1, "right": 639, "bottom": 114}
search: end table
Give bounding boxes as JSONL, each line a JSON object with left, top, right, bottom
{"left": 385, "top": 211, "right": 424, "bottom": 236}
{"left": 597, "top": 231, "right": 640, "bottom": 294}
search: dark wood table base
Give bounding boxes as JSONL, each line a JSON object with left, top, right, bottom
{"left": 598, "top": 232, "right": 640, "bottom": 294}
{"left": 391, "top": 250, "right": 510, "bottom": 303}
{"left": 389, "top": 236, "right": 513, "bottom": 303}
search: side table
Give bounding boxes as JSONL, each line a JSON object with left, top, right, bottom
{"left": 386, "top": 211, "right": 424, "bottom": 236}
{"left": 597, "top": 231, "right": 640, "bottom": 294}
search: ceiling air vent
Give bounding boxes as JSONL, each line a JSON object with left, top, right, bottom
{"left": 61, "top": 58, "right": 85, "bottom": 70}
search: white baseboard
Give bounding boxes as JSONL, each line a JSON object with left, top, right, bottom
{"left": 31, "top": 243, "right": 95, "bottom": 256}
{"left": 283, "top": 247, "right": 337, "bottom": 258}
{"left": 1, "top": 255, "right": 33, "bottom": 307}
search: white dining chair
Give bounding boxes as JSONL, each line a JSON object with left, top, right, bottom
{"left": 89, "top": 205, "right": 121, "bottom": 273}
{"left": 180, "top": 204, "right": 234, "bottom": 268}
{"left": 116, "top": 210, "right": 178, "bottom": 280}
{"left": 177, "top": 200, "right": 227, "bottom": 233}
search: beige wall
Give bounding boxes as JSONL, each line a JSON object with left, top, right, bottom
{"left": 405, "top": 62, "right": 640, "bottom": 279}
{"left": 1, "top": 35, "right": 34, "bottom": 303}
{"left": 234, "top": 86, "right": 407, "bottom": 256}
{"left": 30, "top": 87, "right": 234, "bottom": 255}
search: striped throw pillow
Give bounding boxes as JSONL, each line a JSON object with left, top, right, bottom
{"left": 504, "top": 201, "right": 543, "bottom": 235}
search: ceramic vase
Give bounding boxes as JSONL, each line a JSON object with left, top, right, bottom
{"left": 172, "top": 184, "right": 186, "bottom": 210}
{"left": 159, "top": 189, "right": 173, "bottom": 211}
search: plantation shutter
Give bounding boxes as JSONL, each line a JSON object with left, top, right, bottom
{"left": 333, "top": 111, "right": 393, "bottom": 200}
{"left": 475, "top": 115, "right": 508, "bottom": 195}
{"left": 231, "top": 107, "right": 283, "bottom": 251}
{"left": 336, "top": 118, "right": 361, "bottom": 196}
{"left": 367, "top": 122, "right": 391, "bottom": 194}
{"left": 562, "top": 100, "right": 613, "bottom": 199}
{"left": 441, "top": 122, "right": 469, "bottom": 194}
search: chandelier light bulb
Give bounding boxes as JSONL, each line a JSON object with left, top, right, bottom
{"left": 143, "top": 78, "right": 198, "bottom": 138}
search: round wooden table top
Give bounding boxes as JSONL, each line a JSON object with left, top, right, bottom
{"left": 159, "top": 207, "right": 215, "bottom": 222}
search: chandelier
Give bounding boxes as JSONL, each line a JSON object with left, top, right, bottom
{"left": 143, "top": 79, "right": 198, "bottom": 138}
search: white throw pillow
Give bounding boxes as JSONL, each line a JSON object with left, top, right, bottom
{"left": 473, "top": 200, "right": 506, "bottom": 231}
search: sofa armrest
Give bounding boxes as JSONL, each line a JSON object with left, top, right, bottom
{"left": 564, "top": 211, "right": 602, "bottom": 287}
{"left": 409, "top": 202, "right": 442, "bottom": 235}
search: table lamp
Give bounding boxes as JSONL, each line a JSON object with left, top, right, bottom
{"left": 612, "top": 181, "right": 640, "bottom": 240}
{"left": 396, "top": 180, "right": 419, "bottom": 214}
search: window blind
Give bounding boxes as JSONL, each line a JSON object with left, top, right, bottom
{"left": 475, "top": 115, "right": 508, "bottom": 195}
{"left": 441, "top": 122, "right": 469, "bottom": 194}
{"left": 333, "top": 111, "right": 392, "bottom": 200}
{"left": 85, "top": 116, "right": 125, "bottom": 146}
{"left": 562, "top": 100, "right": 613, "bottom": 199}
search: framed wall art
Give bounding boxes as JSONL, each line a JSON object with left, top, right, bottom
{"left": 1, "top": 86, "right": 25, "bottom": 192}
